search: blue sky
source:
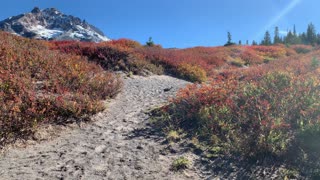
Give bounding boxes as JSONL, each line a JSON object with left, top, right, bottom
{"left": 0, "top": 0, "right": 318, "bottom": 48}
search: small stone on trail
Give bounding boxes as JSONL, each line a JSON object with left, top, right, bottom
{"left": 168, "top": 144, "right": 179, "bottom": 154}
{"left": 134, "top": 164, "right": 143, "bottom": 170}
{"left": 95, "top": 145, "right": 107, "bottom": 153}
{"left": 163, "top": 87, "right": 173, "bottom": 92}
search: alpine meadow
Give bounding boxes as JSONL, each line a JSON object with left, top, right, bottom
{"left": 0, "top": 2, "right": 320, "bottom": 179}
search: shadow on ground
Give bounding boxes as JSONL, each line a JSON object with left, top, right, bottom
{"left": 123, "top": 110, "right": 308, "bottom": 180}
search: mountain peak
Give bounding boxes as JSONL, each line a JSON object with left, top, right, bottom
{"left": 42, "top": 7, "right": 62, "bottom": 15}
{"left": 31, "top": 7, "right": 41, "bottom": 14}
{"left": 0, "top": 7, "right": 110, "bottom": 42}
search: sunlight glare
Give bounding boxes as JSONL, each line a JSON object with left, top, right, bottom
{"left": 254, "top": 0, "right": 301, "bottom": 40}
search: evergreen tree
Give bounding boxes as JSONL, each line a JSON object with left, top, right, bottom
{"left": 307, "top": 23, "right": 317, "bottom": 45}
{"left": 252, "top": 40, "right": 258, "bottom": 45}
{"left": 282, "top": 27, "right": 301, "bottom": 45}
{"left": 224, "top": 32, "right": 236, "bottom": 46}
{"left": 261, "top": 31, "right": 272, "bottom": 45}
{"left": 146, "top": 37, "right": 154, "bottom": 47}
{"left": 227, "top": 32, "right": 232, "bottom": 44}
{"left": 274, "top": 26, "right": 282, "bottom": 44}
{"left": 300, "top": 32, "right": 308, "bottom": 44}
{"left": 284, "top": 31, "right": 294, "bottom": 44}
{"left": 247, "top": 23, "right": 320, "bottom": 46}
{"left": 317, "top": 34, "right": 320, "bottom": 45}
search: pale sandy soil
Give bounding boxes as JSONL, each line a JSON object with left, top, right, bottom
{"left": 0, "top": 75, "right": 203, "bottom": 180}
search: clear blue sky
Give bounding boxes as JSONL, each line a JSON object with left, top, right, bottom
{"left": 0, "top": 0, "right": 318, "bottom": 48}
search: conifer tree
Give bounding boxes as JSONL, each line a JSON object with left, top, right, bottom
{"left": 274, "top": 26, "right": 282, "bottom": 44}
{"left": 307, "top": 23, "right": 317, "bottom": 45}
{"left": 261, "top": 31, "right": 272, "bottom": 45}
{"left": 291, "top": 25, "right": 302, "bottom": 44}
{"left": 224, "top": 32, "right": 236, "bottom": 46}
{"left": 300, "top": 32, "right": 308, "bottom": 44}
{"left": 317, "top": 34, "right": 320, "bottom": 45}
{"left": 146, "top": 37, "right": 154, "bottom": 47}
{"left": 284, "top": 31, "right": 294, "bottom": 44}
{"left": 227, "top": 32, "right": 232, "bottom": 44}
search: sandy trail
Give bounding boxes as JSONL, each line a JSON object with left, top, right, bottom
{"left": 0, "top": 75, "right": 202, "bottom": 180}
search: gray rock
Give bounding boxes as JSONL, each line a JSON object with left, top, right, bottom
{"left": 0, "top": 7, "right": 110, "bottom": 42}
{"left": 94, "top": 145, "right": 107, "bottom": 154}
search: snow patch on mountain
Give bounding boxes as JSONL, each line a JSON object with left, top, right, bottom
{"left": 27, "top": 25, "right": 63, "bottom": 39}
{"left": 0, "top": 7, "right": 110, "bottom": 42}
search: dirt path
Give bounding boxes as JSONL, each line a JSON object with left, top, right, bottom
{"left": 0, "top": 75, "right": 202, "bottom": 180}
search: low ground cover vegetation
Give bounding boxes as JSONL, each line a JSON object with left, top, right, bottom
{"left": 154, "top": 48, "right": 320, "bottom": 177}
{"left": 2, "top": 32, "right": 319, "bottom": 177}
{"left": 0, "top": 32, "right": 122, "bottom": 146}
{"left": 50, "top": 39, "right": 296, "bottom": 83}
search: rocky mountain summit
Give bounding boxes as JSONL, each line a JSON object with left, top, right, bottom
{"left": 0, "top": 7, "right": 110, "bottom": 42}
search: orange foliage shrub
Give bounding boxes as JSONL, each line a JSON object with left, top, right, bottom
{"left": 138, "top": 45, "right": 295, "bottom": 78}
{"left": 101, "top": 38, "right": 142, "bottom": 50}
{"left": 160, "top": 49, "right": 320, "bottom": 157}
{"left": 0, "top": 32, "right": 122, "bottom": 146}
{"left": 51, "top": 39, "right": 163, "bottom": 75}
{"left": 51, "top": 39, "right": 296, "bottom": 83}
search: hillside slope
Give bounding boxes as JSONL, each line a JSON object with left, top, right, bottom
{"left": 0, "top": 32, "right": 318, "bottom": 179}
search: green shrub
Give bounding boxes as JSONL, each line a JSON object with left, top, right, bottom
{"left": 291, "top": 45, "right": 313, "bottom": 54}
{"left": 166, "top": 130, "right": 180, "bottom": 142}
{"left": 311, "top": 57, "right": 319, "bottom": 69}
{"left": 171, "top": 157, "right": 190, "bottom": 171}
{"left": 229, "top": 58, "right": 245, "bottom": 67}
{"left": 127, "top": 55, "right": 164, "bottom": 75}
{"left": 297, "top": 123, "right": 320, "bottom": 159}
{"left": 177, "top": 63, "right": 207, "bottom": 83}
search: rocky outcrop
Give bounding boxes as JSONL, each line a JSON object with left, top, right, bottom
{"left": 0, "top": 7, "right": 110, "bottom": 42}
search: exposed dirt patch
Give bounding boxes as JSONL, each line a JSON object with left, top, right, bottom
{"left": 0, "top": 75, "right": 204, "bottom": 180}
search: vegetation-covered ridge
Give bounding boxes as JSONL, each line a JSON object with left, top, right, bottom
{"left": 155, "top": 44, "right": 320, "bottom": 178}
{"left": 0, "top": 31, "right": 122, "bottom": 146}
{"left": 50, "top": 39, "right": 298, "bottom": 83}
{"left": 0, "top": 31, "right": 308, "bottom": 146}
{"left": 49, "top": 35, "right": 320, "bottom": 177}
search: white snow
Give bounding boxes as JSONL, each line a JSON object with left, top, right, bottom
{"left": 76, "top": 25, "right": 110, "bottom": 42}
{"left": 24, "top": 24, "right": 109, "bottom": 42}
{"left": 27, "top": 25, "right": 63, "bottom": 39}
{"left": 6, "top": 9, "right": 110, "bottom": 42}
{"left": 70, "top": 31, "right": 85, "bottom": 38}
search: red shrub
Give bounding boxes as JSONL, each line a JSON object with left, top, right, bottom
{"left": 0, "top": 32, "right": 122, "bottom": 146}
{"left": 160, "top": 48, "right": 319, "bottom": 156}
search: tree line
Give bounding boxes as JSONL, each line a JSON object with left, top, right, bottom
{"left": 226, "top": 23, "right": 319, "bottom": 46}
